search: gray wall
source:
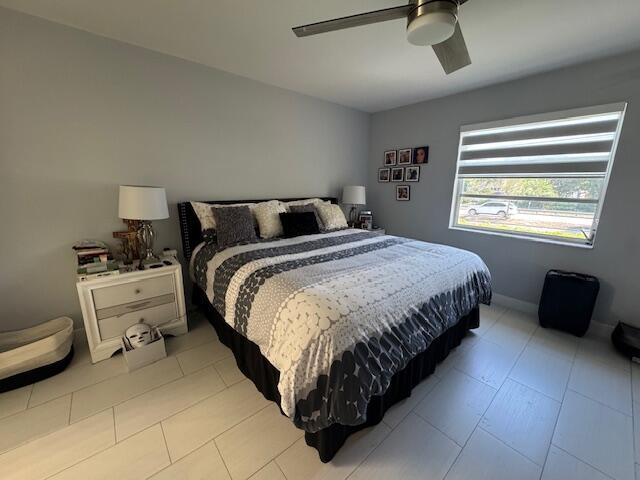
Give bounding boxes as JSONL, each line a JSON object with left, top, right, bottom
{"left": 369, "top": 49, "right": 640, "bottom": 326}
{"left": 0, "top": 8, "right": 370, "bottom": 331}
{"left": 2, "top": 6, "right": 637, "bottom": 333}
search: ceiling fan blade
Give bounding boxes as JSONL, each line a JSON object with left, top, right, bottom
{"left": 293, "top": 5, "right": 413, "bottom": 38}
{"left": 432, "top": 21, "right": 471, "bottom": 74}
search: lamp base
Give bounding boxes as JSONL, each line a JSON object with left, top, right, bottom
{"left": 348, "top": 206, "right": 358, "bottom": 227}
{"left": 137, "top": 221, "right": 157, "bottom": 269}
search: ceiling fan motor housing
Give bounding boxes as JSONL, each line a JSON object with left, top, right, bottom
{"left": 407, "top": 0, "right": 459, "bottom": 46}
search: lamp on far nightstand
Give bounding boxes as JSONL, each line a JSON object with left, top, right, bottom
{"left": 342, "top": 185, "right": 366, "bottom": 226}
{"left": 118, "top": 185, "right": 169, "bottom": 267}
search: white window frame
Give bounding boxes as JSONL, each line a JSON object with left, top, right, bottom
{"left": 448, "top": 103, "right": 627, "bottom": 248}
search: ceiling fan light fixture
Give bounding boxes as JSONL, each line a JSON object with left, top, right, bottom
{"left": 406, "top": 10, "right": 456, "bottom": 46}
{"left": 291, "top": 0, "right": 471, "bottom": 74}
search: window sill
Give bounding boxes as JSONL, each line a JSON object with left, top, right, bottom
{"left": 448, "top": 225, "right": 595, "bottom": 249}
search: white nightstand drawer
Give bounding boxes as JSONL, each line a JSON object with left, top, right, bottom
{"left": 92, "top": 274, "right": 174, "bottom": 310}
{"left": 95, "top": 293, "right": 175, "bottom": 320}
{"left": 98, "top": 302, "right": 178, "bottom": 340}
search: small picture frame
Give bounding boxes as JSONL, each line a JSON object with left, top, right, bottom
{"left": 358, "top": 212, "right": 373, "bottom": 230}
{"left": 412, "top": 146, "right": 429, "bottom": 164}
{"left": 398, "top": 148, "right": 412, "bottom": 165}
{"left": 378, "top": 168, "right": 390, "bottom": 182}
{"left": 396, "top": 185, "right": 410, "bottom": 201}
{"left": 384, "top": 150, "right": 397, "bottom": 166}
{"left": 405, "top": 166, "right": 420, "bottom": 182}
{"left": 391, "top": 167, "right": 404, "bottom": 182}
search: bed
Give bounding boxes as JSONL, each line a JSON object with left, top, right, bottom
{"left": 178, "top": 197, "right": 491, "bottom": 462}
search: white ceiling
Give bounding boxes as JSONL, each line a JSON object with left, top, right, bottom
{"left": 2, "top": 0, "right": 640, "bottom": 112}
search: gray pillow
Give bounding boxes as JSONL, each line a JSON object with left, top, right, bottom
{"left": 212, "top": 206, "right": 257, "bottom": 248}
{"left": 289, "top": 204, "right": 325, "bottom": 231}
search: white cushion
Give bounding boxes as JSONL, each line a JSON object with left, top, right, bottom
{"left": 253, "top": 200, "right": 287, "bottom": 239}
{"left": 191, "top": 201, "right": 255, "bottom": 231}
{"left": 283, "top": 198, "right": 326, "bottom": 209}
{"left": 316, "top": 203, "right": 348, "bottom": 231}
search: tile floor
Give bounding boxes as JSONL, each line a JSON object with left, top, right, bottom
{"left": 0, "top": 304, "right": 636, "bottom": 480}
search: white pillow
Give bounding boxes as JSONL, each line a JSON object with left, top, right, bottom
{"left": 190, "top": 201, "right": 255, "bottom": 232}
{"left": 253, "top": 200, "right": 287, "bottom": 239}
{"left": 316, "top": 203, "right": 348, "bottom": 231}
{"left": 284, "top": 198, "right": 326, "bottom": 209}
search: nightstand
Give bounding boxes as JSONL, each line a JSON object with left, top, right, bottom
{"left": 76, "top": 257, "right": 188, "bottom": 363}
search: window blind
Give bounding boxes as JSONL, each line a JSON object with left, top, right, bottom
{"left": 457, "top": 104, "right": 625, "bottom": 176}
{"left": 449, "top": 103, "right": 627, "bottom": 247}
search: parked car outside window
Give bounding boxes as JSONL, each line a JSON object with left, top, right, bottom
{"left": 466, "top": 201, "right": 519, "bottom": 218}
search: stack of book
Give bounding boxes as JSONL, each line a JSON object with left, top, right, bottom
{"left": 74, "top": 242, "right": 120, "bottom": 281}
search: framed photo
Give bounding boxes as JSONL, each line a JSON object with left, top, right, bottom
{"left": 358, "top": 212, "right": 373, "bottom": 230}
{"left": 384, "top": 150, "right": 397, "bottom": 166}
{"left": 378, "top": 168, "right": 390, "bottom": 182}
{"left": 396, "top": 185, "right": 410, "bottom": 201}
{"left": 412, "top": 146, "right": 429, "bottom": 164}
{"left": 398, "top": 148, "right": 412, "bottom": 165}
{"left": 405, "top": 166, "right": 420, "bottom": 182}
{"left": 391, "top": 167, "right": 404, "bottom": 182}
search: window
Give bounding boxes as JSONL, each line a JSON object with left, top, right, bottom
{"left": 449, "top": 103, "right": 626, "bottom": 247}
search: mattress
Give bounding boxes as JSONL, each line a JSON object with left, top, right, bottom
{"left": 192, "top": 229, "right": 491, "bottom": 433}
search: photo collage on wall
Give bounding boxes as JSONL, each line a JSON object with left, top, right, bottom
{"left": 380, "top": 146, "right": 428, "bottom": 201}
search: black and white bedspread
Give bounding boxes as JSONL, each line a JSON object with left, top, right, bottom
{"left": 192, "top": 229, "right": 491, "bottom": 433}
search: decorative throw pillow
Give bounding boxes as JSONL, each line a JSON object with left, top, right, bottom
{"left": 284, "top": 198, "right": 325, "bottom": 208}
{"left": 190, "top": 201, "right": 256, "bottom": 232}
{"left": 316, "top": 203, "right": 348, "bottom": 231}
{"left": 253, "top": 200, "right": 287, "bottom": 239}
{"left": 279, "top": 212, "right": 320, "bottom": 238}
{"left": 212, "top": 206, "right": 257, "bottom": 248}
{"left": 190, "top": 201, "right": 217, "bottom": 231}
{"left": 289, "top": 204, "right": 325, "bottom": 231}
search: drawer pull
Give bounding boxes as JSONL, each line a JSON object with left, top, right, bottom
{"left": 115, "top": 301, "right": 151, "bottom": 317}
{"left": 135, "top": 288, "right": 142, "bottom": 294}
{"left": 126, "top": 301, "right": 151, "bottom": 311}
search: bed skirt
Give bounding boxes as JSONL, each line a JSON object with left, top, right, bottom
{"left": 193, "top": 286, "right": 479, "bottom": 462}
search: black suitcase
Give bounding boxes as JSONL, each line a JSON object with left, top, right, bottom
{"left": 538, "top": 270, "right": 599, "bottom": 337}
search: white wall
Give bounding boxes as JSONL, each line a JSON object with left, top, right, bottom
{"left": 0, "top": 8, "right": 370, "bottom": 331}
{"left": 369, "top": 49, "right": 640, "bottom": 327}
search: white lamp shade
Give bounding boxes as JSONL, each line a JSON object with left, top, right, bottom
{"left": 118, "top": 185, "right": 169, "bottom": 220}
{"left": 342, "top": 186, "right": 366, "bottom": 205}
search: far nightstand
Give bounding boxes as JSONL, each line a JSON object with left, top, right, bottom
{"left": 76, "top": 257, "right": 188, "bottom": 363}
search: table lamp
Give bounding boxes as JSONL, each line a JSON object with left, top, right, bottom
{"left": 118, "top": 185, "right": 169, "bottom": 267}
{"left": 342, "top": 185, "right": 366, "bottom": 226}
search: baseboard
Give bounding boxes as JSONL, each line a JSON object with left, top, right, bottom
{"left": 492, "top": 293, "right": 538, "bottom": 315}
{"left": 585, "top": 321, "right": 614, "bottom": 340}
{"left": 491, "top": 293, "right": 613, "bottom": 340}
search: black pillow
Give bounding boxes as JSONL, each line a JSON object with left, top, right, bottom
{"left": 279, "top": 212, "right": 320, "bottom": 238}
{"left": 212, "top": 206, "right": 257, "bottom": 248}
{"left": 289, "top": 204, "right": 325, "bottom": 231}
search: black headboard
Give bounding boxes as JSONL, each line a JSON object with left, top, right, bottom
{"left": 177, "top": 197, "right": 338, "bottom": 260}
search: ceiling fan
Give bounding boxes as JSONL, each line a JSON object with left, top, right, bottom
{"left": 292, "top": 0, "right": 472, "bottom": 74}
